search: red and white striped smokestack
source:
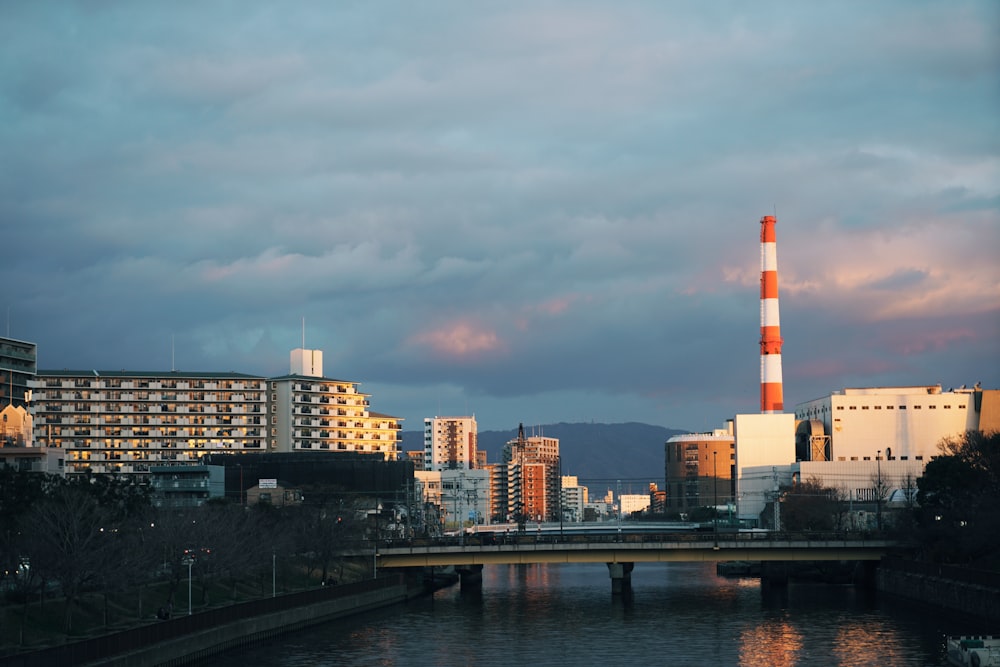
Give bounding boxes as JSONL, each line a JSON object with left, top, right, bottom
{"left": 759, "top": 215, "right": 784, "bottom": 413}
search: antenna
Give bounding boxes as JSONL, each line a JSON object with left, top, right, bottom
{"left": 171, "top": 334, "right": 175, "bottom": 371}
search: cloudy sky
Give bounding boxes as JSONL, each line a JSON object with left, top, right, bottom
{"left": 2, "top": 2, "right": 997, "bottom": 433}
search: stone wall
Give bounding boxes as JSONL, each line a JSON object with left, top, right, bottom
{"left": 877, "top": 558, "right": 1000, "bottom": 624}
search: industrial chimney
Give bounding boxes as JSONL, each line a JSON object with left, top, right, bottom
{"left": 759, "top": 215, "right": 784, "bottom": 413}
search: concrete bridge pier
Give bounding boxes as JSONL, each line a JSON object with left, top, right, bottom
{"left": 760, "top": 561, "right": 789, "bottom": 588}
{"left": 457, "top": 564, "right": 484, "bottom": 591}
{"left": 607, "top": 562, "right": 634, "bottom": 596}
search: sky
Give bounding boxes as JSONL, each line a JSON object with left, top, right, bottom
{"left": 2, "top": 2, "right": 998, "bottom": 433}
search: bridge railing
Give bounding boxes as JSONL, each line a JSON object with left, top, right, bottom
{"left": 361, "top": 529, "right": 895, "bottom": 552}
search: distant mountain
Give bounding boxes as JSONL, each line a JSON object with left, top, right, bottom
{"left": 400, "top": 422, "right": 687, "bottom": 491}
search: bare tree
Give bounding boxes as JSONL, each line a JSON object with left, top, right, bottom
{"left": 22, "top": 485, "right": 113, "bottom": 633}
{"left": 870, "top": 470, "right": 891, "bottom": 532}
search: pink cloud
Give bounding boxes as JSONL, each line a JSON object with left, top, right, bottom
{"left": 889, "top": 327, "right": 977, "bottom": 356}
{"left": 536, "top": 296, "right": 576, "bottom": 316}
{"left": 409, "top": 321, "right": 506, "bottom": 359}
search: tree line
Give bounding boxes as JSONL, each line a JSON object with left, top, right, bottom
{"left": 778, "top": 430, "right": 999, "bottom": 568}
{"left": 0, "top": 473, "right": 371, "bottom": 637}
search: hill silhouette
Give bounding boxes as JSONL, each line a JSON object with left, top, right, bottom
{"left": 401, "top": 422, "right": 686, "bottom": 492}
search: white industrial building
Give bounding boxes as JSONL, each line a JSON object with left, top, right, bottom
{"left": 733, "top": 413, "right": 795, "bottom": 523}
{"left": 794, "top": 385, "right": 995, "bottom": 462}
{"left": 734, "top": 385, "right": 998, "bottom": 527}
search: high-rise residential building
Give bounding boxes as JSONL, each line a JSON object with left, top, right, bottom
{"left": 0, "top": 336, "right": 37, "bottom": 409}
{"left": 560, "top": 475, "right": 587, "bottom": 523}
{"left": 27, "top": 348, "right": 403, "bottom": 475}
{"left": 267, "top": 374, "right": 400, "bottom": 459}
{"left": 266, "top": 347, "right": 401, "bottom": 460}
{"left": 29, "top": 370, "right": 268, "bottom": 476}
{"left": 423, "top": 416, "right": 478, "bottom": 471}
{"left": 499, "top": 424, "right": 561, "bottom": 524}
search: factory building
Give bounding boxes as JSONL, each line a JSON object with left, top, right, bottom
{"left": 794, "top": 385, "right": 999, "bottom": 463}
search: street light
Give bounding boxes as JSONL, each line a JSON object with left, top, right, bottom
{"left": 182, "top": 553, "right": 194, "bottom": 615}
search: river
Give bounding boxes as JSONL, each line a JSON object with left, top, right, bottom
{"left": 204, "top": 562, "right": 989, "bottom": 666}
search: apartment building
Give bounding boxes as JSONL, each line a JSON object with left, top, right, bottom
{"left": 29, "top": 370, "right": 268, "bottom": 476}
{"left": 496, "top": 424, "right": 561, "bottom": 524}
{"left": 27, "top": 348, "right": 403, "bottom": 475}
{"left": 0, "top": 336, "right": 36, "bottom": 409}
{"left": 423, "top": 416, "right": 478, "bottom": 471}
{"left": 267, "top": 374, "right": 400, "bottom": 460}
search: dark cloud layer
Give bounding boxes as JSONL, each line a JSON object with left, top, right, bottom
{"left": 2, "top": 2, "right": 998, "bottom": 431}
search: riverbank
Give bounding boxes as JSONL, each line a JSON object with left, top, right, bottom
{"left": 0, "top": 573, "right": 438, "bottom": 667}
{"left": 877, "top": 557, "right": 1000, "bottom": 625}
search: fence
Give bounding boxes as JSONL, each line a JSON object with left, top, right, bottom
{"left": 0, "top": 575, "right": 404, "bottom": 667}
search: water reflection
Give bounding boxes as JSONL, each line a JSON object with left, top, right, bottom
{"left": 205, "top": 562, "right": 984, "bottom": 667}
{"left": 739, "top": 618, "right": 803, "bottom": 667}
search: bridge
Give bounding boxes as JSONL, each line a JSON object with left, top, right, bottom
{"left": 371, "top": 528, "right": 902, "bottom": 594}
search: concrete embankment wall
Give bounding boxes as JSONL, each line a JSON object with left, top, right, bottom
{"left": 108, "top": 583, "right": 409, "bottom": 667}
{"left": 0, "top": 577, "right": 416, "bottom": 667}
{"left": 877, "top": 558, "right": 1000, "bottom": 624}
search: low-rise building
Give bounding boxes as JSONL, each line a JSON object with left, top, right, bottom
{"left": 149, "top": 464, "right": 225, "bottom": 509}
{"left": 665, "top": 424, "right": 736, "bottom": 513}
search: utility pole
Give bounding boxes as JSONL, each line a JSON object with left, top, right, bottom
{"left": 876, "top": 450, "right": 883, "bottom": 532}
{"left": 771, "top": 467, "right": 781, "bottom": 532}
{"left": 713, "top": 451, "right": 719, "bottom": 548}
{"left": 616, "top": 479, "right": 622, "bottom": 540}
